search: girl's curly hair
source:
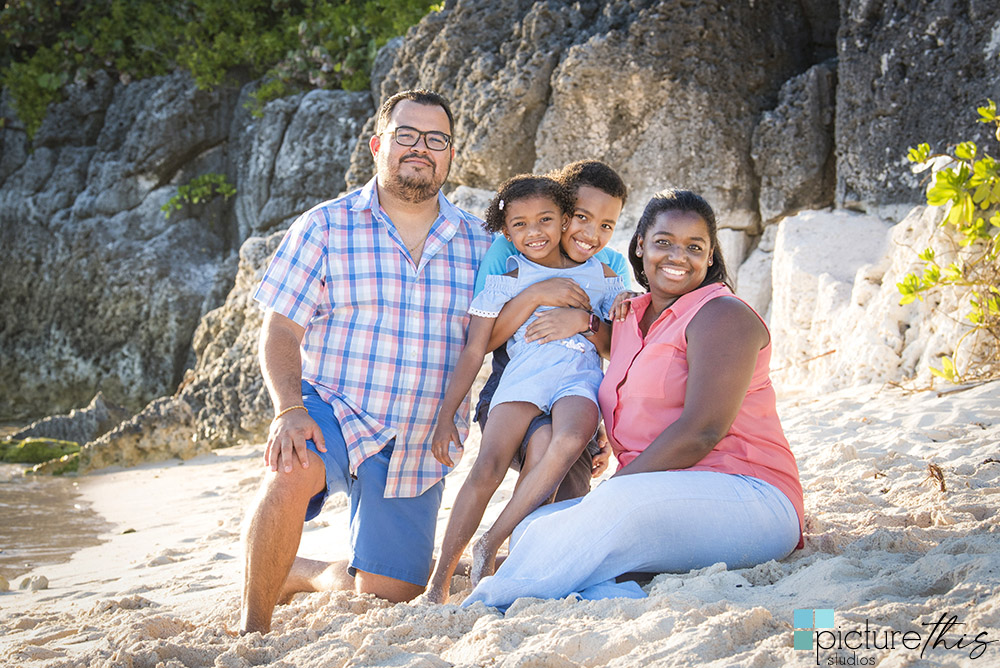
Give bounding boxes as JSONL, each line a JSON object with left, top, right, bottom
{"left": 484, "top": 174, "right": 574, "bottom": 234}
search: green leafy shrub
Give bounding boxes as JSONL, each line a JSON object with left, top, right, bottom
{"left": 162, "top": 172, "right": 237, "bottom": 219}
{"left": 1, "top": 0, "right": 440, "bottom": 138}
{"left": 900, "top": 100, "right": 1000, "bottom": 382}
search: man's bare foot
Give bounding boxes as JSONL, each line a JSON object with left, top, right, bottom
{"left": 470, "top": 535, "right": 497, "bottom": 586}
{"left": 277, "top": 557, "right": 353, "bottom": 604}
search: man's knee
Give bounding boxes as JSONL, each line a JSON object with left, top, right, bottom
{"left": 257, "top": 451, "right": 327, "bottom": 507}
{"left": 355, "top": 570, "right": 424, "bottom": 603}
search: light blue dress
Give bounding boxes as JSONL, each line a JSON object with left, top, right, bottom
{"left": 468, "top": 255, "right": 624, "bottom": 414}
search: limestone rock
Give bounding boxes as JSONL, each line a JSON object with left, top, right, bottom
{"left": 0, "top": 73, "right": 240, "bottom": 419}
{"left": 234, "top": 89, "right": 371, "bottom": 240}
{"left": 77, "top": 231, "right": 281, "bottom": 471}
{"left": 735, "top": 226, "right": 779, "bottom": 319}
{"left": 0, "top": 574, "right": 8, "bottom": 592}
{"left": 371, "top": 37, "right": 405, "bottom": 105}
{"left": 179, "top": 232, "right": 282, "bottom": 447}
{"left": 8, "top": 392, "right": 130, "bottom": 446}
{"left": 78, "top": 396, "right": 205, "bottom": 473}
{"left": 447, "top": 185, "right": 494, "bottom": 222}
{"left": 348, "top": 0, "right": 814, "bottom": 235}
{"left": 19, "top": 575, "right": 48, "bottom": 591}
{"left": 835, "top": 1, "right": 1000, "bottom": 218}
{"left": 347, "top": 0, "right": 605, "bottom": 190}
{"left": 767, "top": 206, "right": 977, "bottom": 392}
{"left": 534, "top": 1, "right": 812, "bottom": 232}
{"left": 752, "top": 61, "right": 836, "bottom": 225}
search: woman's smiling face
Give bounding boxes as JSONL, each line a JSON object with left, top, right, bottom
{"left": 637, "top": 210, "right": 712, "bottom": 303}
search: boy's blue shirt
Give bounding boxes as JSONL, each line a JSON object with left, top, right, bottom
{"left": 473, "top": 235, "right": 632, "bottom": 297}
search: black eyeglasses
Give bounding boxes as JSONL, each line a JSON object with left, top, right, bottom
{"left": 387, "top": 126, "right": 452, "bottom": 151}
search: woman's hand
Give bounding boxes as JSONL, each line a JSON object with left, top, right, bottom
{"left": 524, "top": 307, "right": 589, "bottom": 344}
{"left": 524, "top": 278, "right": 590, "bottom": 310}
{"left": 610, "top": 291, "right": 640, "bottom": 322}
{"left": 591, "top": 424, "right": 612, "bottom": 477}
{"left": 431, "top": 417, "right": 463, "bottom": 467}
{"left": 265, "top": 408, "right": 325, "bottom": 473}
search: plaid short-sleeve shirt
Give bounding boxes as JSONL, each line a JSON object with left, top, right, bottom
{"left": 253, "top": 176, "right": 490, "bottom": 498}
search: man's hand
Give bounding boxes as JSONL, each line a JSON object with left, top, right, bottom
{"left": 591, "top": 424, "right": 612, "bottom": 478}
{"left": 524, "top": 307, "right": 589, "bottom": 344}
{"left": 524, "top": 278, "right": 590, "bottom": 310}
{"left": 431, "top": 417, "right": 463, "bottom": 468}
{"left": 265, "top": 408, "right": 326, "bottom": 473}
{"left": 609, "top": 291, "right": 640, "bottom": 322}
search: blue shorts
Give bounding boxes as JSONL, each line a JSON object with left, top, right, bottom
{"left": 301, "top": 382, "right": 444, "bottom": 586}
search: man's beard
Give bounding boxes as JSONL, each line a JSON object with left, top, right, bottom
{"left": 383, "top": 152, "right": 450, "bottom": 203}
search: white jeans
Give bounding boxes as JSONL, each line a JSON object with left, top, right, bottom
{"left": 462, "top": 471, "right": 800, "bottom": 610}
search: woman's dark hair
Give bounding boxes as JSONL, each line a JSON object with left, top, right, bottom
{"left": 484, "top": 174, "right": 574, "bottom": 234}
{"left": 627, "top": 189, "right": 731, "bottom": 291}
{"left": 555, "top": 160, "right": 628, "bottom": 206}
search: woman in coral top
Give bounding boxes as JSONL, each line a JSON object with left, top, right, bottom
{"left": 463, "top": 189, "right": 803, "bottom": 609}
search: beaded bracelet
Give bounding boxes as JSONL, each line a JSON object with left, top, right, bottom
{"left": 274, "top": 405, "right": 307, "bottom": 420}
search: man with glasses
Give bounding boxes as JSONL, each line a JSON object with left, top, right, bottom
{"left": 241, "top": 90, "right": 490, "bottom": 633}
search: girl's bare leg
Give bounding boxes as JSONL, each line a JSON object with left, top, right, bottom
{"left": 471, "top": 396, "right": 598, "bottom": 584}
{"left": 423, "top": 402, "right": 540, "bottom": 603}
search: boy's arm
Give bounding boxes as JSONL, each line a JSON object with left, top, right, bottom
{"left": 432, "top": 315, "right": 494, "bottom": 466}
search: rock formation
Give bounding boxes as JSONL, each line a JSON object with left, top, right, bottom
{"left": 835, "top": 1, "right": 1000, "bottom": 218}
{"left": 5, "top": 392, "right": 130, "bottom": 446}
{"left": 0, "top": 73, "right": 372, "bottom": 421}
{"left": 2, "top": 0, "right": 997, "bottom": 471}
{"left": 768, "top": 205, "right": 977, "bottom": 392}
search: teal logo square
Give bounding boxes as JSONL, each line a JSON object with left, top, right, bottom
{"left": 793, "top": 608, "right": 834, "bottom": 650}
{"left": 815, "top": 608, "right": 835, "bottom": 628}
{"left": 794, "top": 608, "right": 813, "bottom": 628}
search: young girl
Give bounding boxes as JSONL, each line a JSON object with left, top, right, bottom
{"left": 424, "top": 175, "right": 624, "bottom": 603}
{"left": 474, "top": 161, "right": 631, "bottom": 501}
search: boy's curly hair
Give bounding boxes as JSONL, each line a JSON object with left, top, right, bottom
{"left": 484, "top": 174, "right": 574, "bottom": 234}
{"left": 554, "top": 159, "right": 628, "bottom": 206}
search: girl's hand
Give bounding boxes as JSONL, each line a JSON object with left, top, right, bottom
{"left": 525, "top": 278, "right": 589, "bottom": 310}
{"left": 610, "top": 291, "right": 639, "bottom": 321}
{"left": 591, "top": 424, "right": 612, "bottom": 477}
{"left": 431, "top": 418, "right": 463, "bottom": 467}
{"left": 525, "top": 307, "right": 589, "bottom": 344}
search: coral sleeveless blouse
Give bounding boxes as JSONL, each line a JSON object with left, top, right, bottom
{"left": 597, "top": 282, "right": 805, "bottom": 533}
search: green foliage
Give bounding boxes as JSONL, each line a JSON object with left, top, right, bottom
{"left": 1, "top": 0, "right": 440, "bottom": 138}
{"left": 162, "top": 172, "right": 236, "bottom": 219}
{"left": 899, "top": 100, "right": 1000, "bottom": 383}
{"left": 0, "top": 438, "right": 80, "bottom": 464}
{"left": 246, "top": 0, "right": 440, "bottom": 114}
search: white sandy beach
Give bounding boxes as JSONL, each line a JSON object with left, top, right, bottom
{"left": 1, "top": 378, "right": 998, "bottom": 667}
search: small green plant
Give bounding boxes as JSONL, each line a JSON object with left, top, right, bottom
{"left": 162, "top": 172, "right": 236, "bottom": 219}
{"left": 899, "top": 100, "right": 1000, "bottom": 382}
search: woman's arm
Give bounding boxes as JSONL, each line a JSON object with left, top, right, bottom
{"left": 613, "top": 297, "right": 768, "bottom": 476}
{"left": 431, "top": 315, "right": 495, "bottom": 466}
